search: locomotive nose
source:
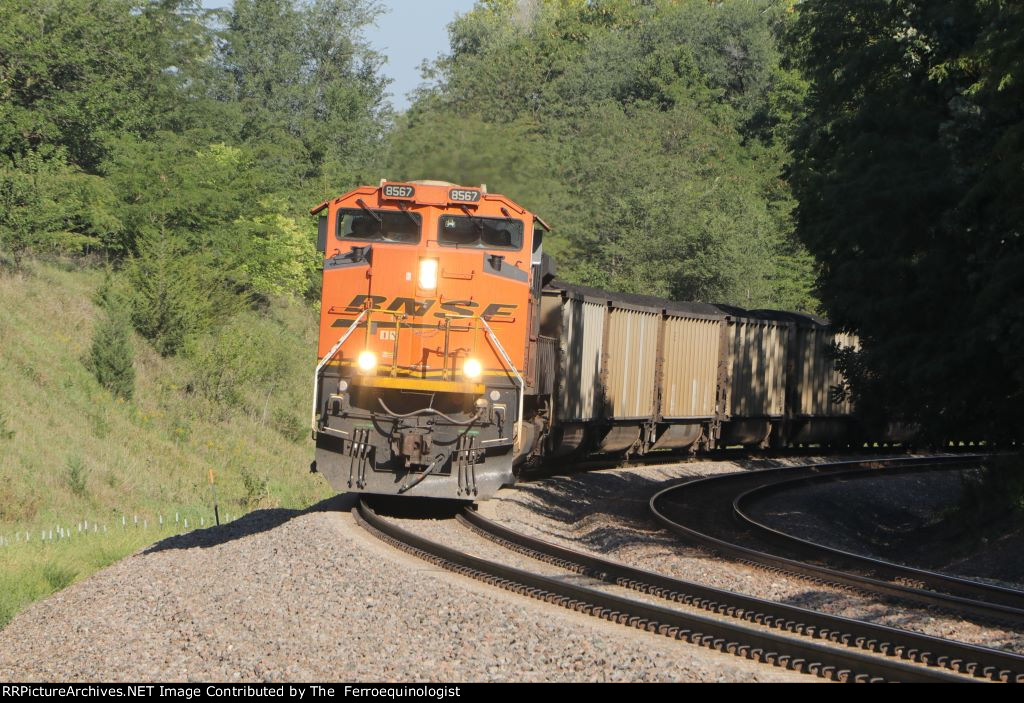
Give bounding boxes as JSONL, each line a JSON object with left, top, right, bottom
{"left": 313, "top": 181, "right": 532, "bottom": 500}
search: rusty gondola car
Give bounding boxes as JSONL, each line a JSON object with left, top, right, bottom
{"left": 310, "top": 181, "right": 861, "bottom": 500}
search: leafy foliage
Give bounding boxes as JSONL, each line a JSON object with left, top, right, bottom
{"left": 87, "top": 310, "right": 136, "bottom": 400}
{"left": 0, "top": 149, "right": 116, "bottom": 268}
{"left": 387, "top": 0, "right": 816, "bottom": 310}
{"left": 0, "top": 0, "right": 387, "bottom": 274}
{"left": 0, "top": 0, "right": 211, "bottom": 171}
{"left": 789, "top": 0, "right": 1024, "bottom": 440}
{"left": 219, "top": 0, "right": 390, "bottom": 188}
{"left": 126, "top": 234, "right": 220, "bottom": 357}
{"left": 64, "top": 455, "right": 89, "bottom": 498}
{"left": 238, "top": 201, "right": 321, "bottom": 299}
{"left": 186, "top": 312, "right": 295, "bottom": 408}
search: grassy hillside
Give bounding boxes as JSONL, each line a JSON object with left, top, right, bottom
{"left": 0, "top": 261, "right": 333, "bottom": 627}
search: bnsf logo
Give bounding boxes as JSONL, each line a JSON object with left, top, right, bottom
{"left": 339, "top": 295, "right": 516, "bottom": 321}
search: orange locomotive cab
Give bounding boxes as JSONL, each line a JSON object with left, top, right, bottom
{"left": 310, "top": 181, "right": 553, "bottom": 499}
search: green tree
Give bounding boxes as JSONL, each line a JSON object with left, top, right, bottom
{"left": 388, "top": 0, "right": 815, "bottom": 310}
{"left": 103, "top": 134, "right": 259, "bottom": 254}
{"left": 789, "top": 0, "right": 1024, "bottom": 440}
{"left": 237, "top": 199, "right": 321, "bottom": 299}
{"left": 87, "top": 311, "right": 136, "bottom": 400}
{"left": 0, "top": 0, "right": 214, "bottom": 171}
{"left": 0, "top": 149, "right": 117, "bottom": 268}
{"left": 0, "top": 1, "right": 215, "bottom": 265}
{"left": 219, "top": 0, "right": 391, "bottom": 194}
{"left": 126, "top": 234, "right": 217, "bottom": 356}
{"left": 552, "top": 99, "right": 810, "bottom": 306}
{"left": 105, "top": 133, "right": 320, "bottom": 302}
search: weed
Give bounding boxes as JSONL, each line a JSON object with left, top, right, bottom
{"left": 272, "top": 407, "right": 306, "bottom": 444}
{"left": 42, "top": 563, "right": 77, "bottom": 591}
{"left": 90, "top": 412, "right": 111, "bottom": 439}
{"left": 240, "top": 468, "right": 269, "bottom": 508}
{"left": 169, "top": 416, "right": 191, "bottom": 444}
{"left": 66, "top": 455, "right": 89, "bottom": 497}
{"left": 0, "top": 411, "right": 13, "bottom": 440}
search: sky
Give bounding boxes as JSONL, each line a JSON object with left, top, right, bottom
{"left": 201, "top": 0, "right": 478, "bottom": 112}
{"left": 366, "top": 0, "right": 477, "bottom": 111}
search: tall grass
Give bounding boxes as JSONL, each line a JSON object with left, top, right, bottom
{"left": 0, "top": 262, "right": 333, "bottom": 628}
{"left": 0, "top": 526, "right": 181, "bottom": 628}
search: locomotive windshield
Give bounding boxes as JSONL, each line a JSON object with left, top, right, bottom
{"left": 438, "top": 214, "right": 523, "bottom": 250}
{"left": 337, "top": 208, "right": 421, "bottom": 244}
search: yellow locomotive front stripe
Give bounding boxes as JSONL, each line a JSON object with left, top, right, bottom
{"left": 322, "top": 359, "right": 514, "bottom": 381}
{"left": 351, "top": 376, "right": 486, "bottom": 394}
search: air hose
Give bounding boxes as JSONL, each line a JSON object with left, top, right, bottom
{"left": 377, "top": 399, "right": 482, "bottom": 426}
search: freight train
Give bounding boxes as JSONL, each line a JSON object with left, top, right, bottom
{"left": 309, "top": 181, "right": 878, "bottom": 500}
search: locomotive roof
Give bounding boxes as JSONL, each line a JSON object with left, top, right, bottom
{"left": 310, "top": 180, "right": 535, "bottom": 219}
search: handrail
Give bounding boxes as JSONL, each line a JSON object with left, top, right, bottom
{"left": 478, "top": 316, "right": 524, "bottom": 454}
{"left": 311, "top": 309, "right": 368, "bottom": 432}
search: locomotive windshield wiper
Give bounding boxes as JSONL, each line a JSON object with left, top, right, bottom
{"left": 395, "top": 201, "right": 419, "bottom": 228}
{"left": 356, "top": 198, "right": 382, "bottom": 227}
{"left": 499, "top": 206, "right": 518, "bottom": 226}
{"left": 459, "top": 204, "right": 486, "bottom": 230}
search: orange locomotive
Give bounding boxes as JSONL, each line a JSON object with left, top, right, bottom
{"left": 310, "top": 180, "right": 555, "bottom": 499}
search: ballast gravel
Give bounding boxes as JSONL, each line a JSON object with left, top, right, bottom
{"left": 745, "top": 467, "right": 1024, "bottom": 589}
{"left": 486, "top": 456, "right": 1024, "bottom": 655}
{"left": 0, "top": 495, "right": 804, "bottom": 682}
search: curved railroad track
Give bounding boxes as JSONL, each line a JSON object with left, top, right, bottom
{"left": 355, "top": 496, "right": 1024, "bottom": 682}
{"left": 649, "top": 455, "right": 1024, "bottom": 625}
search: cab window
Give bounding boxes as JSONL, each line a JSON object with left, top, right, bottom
{"left": 337, "top": 208, "right": 421, "bottom": 244}
{"left": 438, "top": 214, "right": 523, "bottom": 250}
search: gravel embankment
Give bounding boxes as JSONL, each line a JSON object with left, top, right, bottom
{"left": 0, "top": 494, "right": 802, "bottom": 682}
{"left": 486, "top": 456, "right": 1024, "bottom": 654}
{"left": 744, "top": 468, "right": 1024, "bottom": 589}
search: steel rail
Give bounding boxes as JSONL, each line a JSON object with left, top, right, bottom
{"left": 732, "top": 464, "right": 1024, "bottom": 610}
{"left": 649, "top": 456, "right": 1024, "bottom": 625}
{"left": 459, "top": 507, "right": 1024, "bottom": 682}
{"left": 355, "top": 499, "right": 974, "bottom": 682}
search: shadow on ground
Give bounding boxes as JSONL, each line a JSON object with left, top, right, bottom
{"left": 143, "top": 493, "right": 357, "bottom": 553}
{"left": 142, "top": 456, "right": 802, "bottom": 557}
{"left": 504, "top": 457, "right": 800, "bottom": 556}
{"left": 142, "top": 490, "right": 472, "bottom": 554}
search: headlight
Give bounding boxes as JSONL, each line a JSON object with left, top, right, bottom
{"left": 463, "top": 357, "right": 482, "bottom": 380}
{"left": 357, "top": 350, "right": 377, "bottom": 372}
{"left": 418, "top": 258, "right": 438, "bottom": 290}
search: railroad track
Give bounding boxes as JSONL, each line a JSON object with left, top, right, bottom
{"left": 649, "top": 455, "right": 1024, "bottom": 625}
{"left": 355, "top": 496, "right": 1024, "bottom": 682}
{"left": 524, "top": 445, "right": 978, "bottom": 481}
